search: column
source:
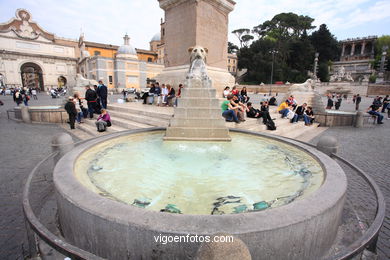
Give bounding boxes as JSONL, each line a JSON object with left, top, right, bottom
{"left": 361, "top": 42, "right": 366, "bottom": 55}
{"left": 341, "top": 44, "right": 345, "bottom": 57}
{"left": 350, "top": 43, "right": 355, "bottom": 56}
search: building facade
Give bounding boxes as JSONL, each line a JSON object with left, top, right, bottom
{"left": 227, "top": 53, "right": 238, "bottom": 76}
{"left": 0, "top": 9, "right": 78, "bottom": 90}
{"left": 331, "top": 36, "right": 377, "bottom": 82}
{"left": 78, "top": 34, "right": 163, "bottom": 89}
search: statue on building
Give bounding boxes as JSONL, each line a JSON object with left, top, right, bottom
{"left": 330, "top": 66, "right": 354, "bottom": 82}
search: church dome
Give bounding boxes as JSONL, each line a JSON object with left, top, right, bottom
{"left": 150, "top": 32, "right": 161, "bottom": 42}
{"left": 117, "top": 34, "right": 137, "bottom": 57}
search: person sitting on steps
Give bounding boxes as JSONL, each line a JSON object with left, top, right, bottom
{"left": 95, "top": 109, "right": 112, "bottom": 132}
{"left": 304, "top": 106, "right": 315, "bottom": 126}
{"left": 221, "top": 95, "right": 240, "bottom": 123}
{"left": 291, "top": 103, "right": 307, "bottom": 123}
{"left": 246, "top": 102, "right": 272, "bottom": 124}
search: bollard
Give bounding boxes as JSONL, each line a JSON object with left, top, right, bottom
{"left": 196, "top": 234, "right": 251, "bottom": 260}
{"left": 317, "top": 135, "right": 338, "bottom": 156}
{"left": 21, "top": 105, "right": 31, "bottom": 123}
{"left": 51, "top": 133, "right": 74, "bottom": 163}
{"left": 354, "top": 111, "right": 364, "bottom": 128}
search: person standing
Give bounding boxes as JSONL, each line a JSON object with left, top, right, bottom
{"left": 64, "top": 97, "right": 77, "bottom": 129}
{"left": 382, "top": 95, "right": 389, "bottom": 113}
{"left": 85, "top": 85, "right": 98, "bottom": 119}
{"left": 326, "top": 94, "right": 333, "bottom": 109}
{"left": 355, "top": 94, "right": 362, "bottom": 111}
{"left": 175, "top": 84, "right": 183, "bottom": 107}
{"left": 31, "top": 88, "right": 38, "bottom": 100}
{"left": 97, "top": 80, "right": 108, "bottom": 109}
{"left": 13, "top": 90, "right": 23, "bottom": 106}
{"left": 335, "top": 95, "right": 342, "bottom": 110}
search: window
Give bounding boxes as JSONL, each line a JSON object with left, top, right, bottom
{"left": 147, "top": 57, "right": 153, "bottom": 62}
{"left": 109, "top": 76, "right": 113, "bottom": 84}
{"left": 228, "top": 59, "right": 231, "bottom": 63}
{"left": 94, "top": 51, "right": 101, "bottom": 56}
{"left": 228, "top": 66, "right": 231, "bottom": 72}
{"left": 162, "top": 28, "right": 165, "bottom": 36}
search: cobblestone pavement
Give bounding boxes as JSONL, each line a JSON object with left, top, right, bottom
{"left": 0, "top": 93, "right": 67, "bottom": 259}
{"left": 0, "top": 92, "right": 389, "bottom": 259}
{"left": 310, "top": 123, "right": 390, "bottom": 259}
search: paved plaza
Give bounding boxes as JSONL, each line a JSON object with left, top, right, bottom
{"left": 0, "top": 92, "right": 389, "bottom": 259}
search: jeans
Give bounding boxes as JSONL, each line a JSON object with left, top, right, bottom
{"left": 100, "top": 96, "right": 107, "bottom": 109}
{"left": 87, "top": 102, "right": 96, "bottom": 118}
{"left": 77, "top": 112, "right": 83, "bottom": 123}
{"left": 303, "top": 115, "right": 311, "bottom": 124}
{"left": 368, "top": 111, "right": 383, "bottom": 123}
{"left": 382, "top": 103, "right": 388, "bottom": 113}
{"left": 279, "top": 108, "right": 289, "bottom": 118}
{"left": 222, "top": 110, "right": 239, "bottom": 122}
{"left": 292, "top": 114, "right": 303, "bottom": 123}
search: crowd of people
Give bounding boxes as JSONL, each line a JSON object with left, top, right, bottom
{"left": 64, "top": 80, "right": 110, "bottom": 132}
{"left": 277, "top": 96, "right": 315, "bottom": 126}
{"left": 11, "top": 87, "right": 38, "bottom": 106}
{"left": 221, "top": 86, "right": 277, "bottom": 130}
{"left": 141, "top": 82, "right": 181, "bottom": 107}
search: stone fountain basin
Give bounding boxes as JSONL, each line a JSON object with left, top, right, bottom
{"left": 53, "top": 128, "right": 347, "bottom": 260}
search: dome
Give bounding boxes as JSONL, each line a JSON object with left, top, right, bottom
{"left": 117, "top": 45, "right": 136, "bottom": 55}
{"left": 150, "top": 32, "right": 161, "bottom": 42}
{"left": 117, "top": 34, "right": 137, "bottom": 57}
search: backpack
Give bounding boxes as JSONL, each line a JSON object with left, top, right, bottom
{"left": 266, "top": 119, "right": 276, "bottom": 131}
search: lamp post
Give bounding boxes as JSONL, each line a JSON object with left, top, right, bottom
{"left": 313, "top": 52, "right": 319, "bottom": 80}
{"left": 269, "top": 50, "right": 278, "bottom": 95}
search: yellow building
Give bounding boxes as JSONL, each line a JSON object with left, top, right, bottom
{"left": 78, "top": 34, "right": 163, "bottom": 90}
{"left": 227, "top": 53, "right": 238, "bottom": 76}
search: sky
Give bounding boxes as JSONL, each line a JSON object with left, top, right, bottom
{"left": 0, "top": 0, "right": 389, "bottom": 50}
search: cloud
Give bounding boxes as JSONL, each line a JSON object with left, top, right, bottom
{"left": 0, "top": 0, "right": 389, "bottom": 49}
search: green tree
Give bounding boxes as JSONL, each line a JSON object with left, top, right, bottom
{"left": 310, "top": 24, "right": 340, "bottom": 63}
{"left": 374, "top": 35, "right": 390, "bottom": 71}
{"left": 228, "top": 42, "right": 239, "bottom": 54}
{"left": 232, "top": 28, "right": 251, "bottom": 48}
{"left": 318, "top": 62, "right": 329, "bottom": 82}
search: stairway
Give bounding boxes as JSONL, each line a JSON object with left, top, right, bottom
{"left": 63, "top": 101, "right": 325, "bottom": 142}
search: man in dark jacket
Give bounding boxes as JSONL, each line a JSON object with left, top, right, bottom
{"left": 326, "top": 94, "right": 333, "bottom": 109}
{"left": 355, "top": 94, "right": 362, "bottom": 111}
{"left": 97, "top": 80, "right": 108, "bottom": 109}
{"left": 64, "top": 97, "right": 77, "bottom": 129}
{"left": 291, "top": 103, "right": 307, "bottom": 123}
{"left": 246, "top": 102, "right": 272, "bottom": 124}
{"left": 85, "top": 85, "right": 98, "bottom": 119}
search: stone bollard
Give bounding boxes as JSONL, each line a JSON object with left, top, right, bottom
{"left": 196, "top": 234, "right": 251, "bottom": 260}
{"left": 354, "top": 111, "right": 364, "bottom": 128}
{"left": 317, "top": 135, "right": 338, "bottom": 156}
{"left": 52, "top": 133, "right": 74, "bottom": 163}
{"left": 20, "top": 105, "right": 31, "bottom": 123}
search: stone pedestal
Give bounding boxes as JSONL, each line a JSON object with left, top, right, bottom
{"left": 164, "top": 77, "right": 231, "bottom": 141}
{"left": 157, "top": 0, "right": 236, "bottom": 95}
{"left": 156, "top": 65, "right": 235, "bottom": 96}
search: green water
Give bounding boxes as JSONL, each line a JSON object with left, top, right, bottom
{"left": 75, "top": 132, "right": 323, "bottom": 215}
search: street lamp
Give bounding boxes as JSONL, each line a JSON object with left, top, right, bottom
{"left": 269, "top": 50, "right": 278, "bottom": 95}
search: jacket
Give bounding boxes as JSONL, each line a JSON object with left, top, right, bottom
{"left": 64, "top": 101, "right": 77, "bottom": 116}
{"left": 85, "top": 89, "right": 97, "bottom": 102}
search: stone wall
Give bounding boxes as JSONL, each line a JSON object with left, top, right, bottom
{"left": 367, "top": 84, "right": 390, "bottom": 96}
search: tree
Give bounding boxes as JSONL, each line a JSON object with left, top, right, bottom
{"left": 241, "top": 35, "right": 254, "bottom": 47}
{"left": 228, "top": 42, "right": 239, "bottom": 54}
{"left": 374, "top": 35, "right": 390, "bottom": 71}
{"left": 310, "top": 24, "right": 340, "bottom": 63}
{"left": 232, "top": 28, "right": 250, "bottom": 48}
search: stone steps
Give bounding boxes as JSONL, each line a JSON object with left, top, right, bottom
{"left": 108, "top": 110, "right": 167, "bottom": 128}
{"left": 67, "top": 102, "right": 324, "bottom": 142}
{"left": 165, "top": 127, "right": 230, "bottom": 140}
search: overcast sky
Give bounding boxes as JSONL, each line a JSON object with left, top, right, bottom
{"left": 1, "top": 0, "right": 389, "bottom": 50}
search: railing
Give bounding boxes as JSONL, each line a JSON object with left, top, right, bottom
{"left": 22, "top": 134, "right": 385, "bottom": 260}
{"left": 23, "top": 145, "right": 105, "bottom": 259}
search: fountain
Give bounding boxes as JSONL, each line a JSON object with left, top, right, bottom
{"left": 53, "top": 46, "right": 347, "bottom": 259}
